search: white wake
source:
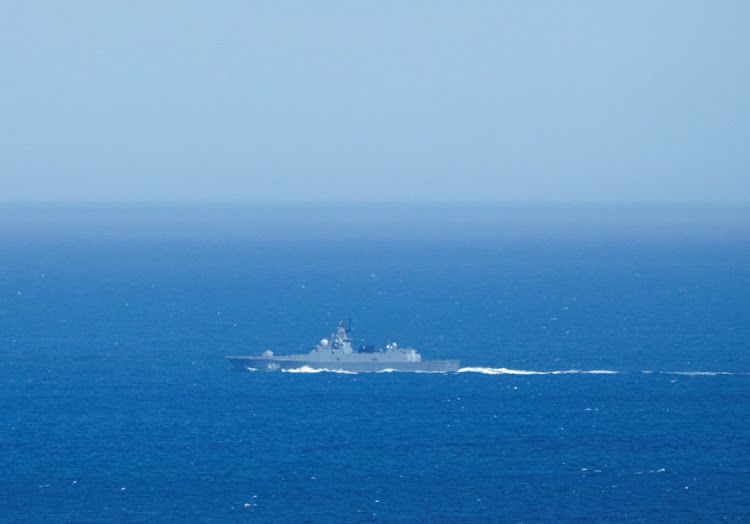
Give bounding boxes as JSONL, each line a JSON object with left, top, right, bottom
{"left": 260, "top": 366, "right": 746, "bottom": 376}
{"left": 457, "top": 367, "right": 619, "bottom": 375}
{"left": 657, "top": 371, "right": 740, "bottom": 376}
{"left": 281, "top": 366, "right": 357, "bottom": 374}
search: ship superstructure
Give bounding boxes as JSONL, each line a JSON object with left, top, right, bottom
{"left": 227, "top": 321, "right": 460, "bottom": 372}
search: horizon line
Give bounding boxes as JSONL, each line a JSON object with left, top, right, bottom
{"left": 2, "top": 199, "right": 750, "bottom": 207}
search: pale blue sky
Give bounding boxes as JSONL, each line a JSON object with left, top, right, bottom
{"left": 1, "top": 1, "right": 748, "bottom": 203}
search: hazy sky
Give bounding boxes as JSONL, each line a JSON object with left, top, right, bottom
{"left": 2, "top": 2, "right": 748, "bottom": 203}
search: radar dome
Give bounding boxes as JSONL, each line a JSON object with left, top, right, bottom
{"left": 320, "top": 339, "right": 329, "bottom": 347}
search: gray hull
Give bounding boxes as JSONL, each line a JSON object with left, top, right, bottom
{"left": 227, "top": 356, "right": 460, "bottom": 373}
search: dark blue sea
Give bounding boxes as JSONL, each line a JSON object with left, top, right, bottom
{"left": 2, "top": 204, "right": 749, "bottom": 522}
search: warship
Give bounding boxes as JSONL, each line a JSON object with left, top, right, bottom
{"left": 227, "top": 321, "right": 460, "bottom": 372}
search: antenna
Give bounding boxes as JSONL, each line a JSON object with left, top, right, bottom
{"left": 347, "top": 317, "right": 352, "bottom": 333}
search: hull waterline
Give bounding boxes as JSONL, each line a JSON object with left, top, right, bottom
{"left": 227, "top": 356, "right": 461, "bottom": 373}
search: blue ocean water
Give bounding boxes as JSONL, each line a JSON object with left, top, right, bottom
{"left": 1, "top": 204, "right": 749, "bottom": 522}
